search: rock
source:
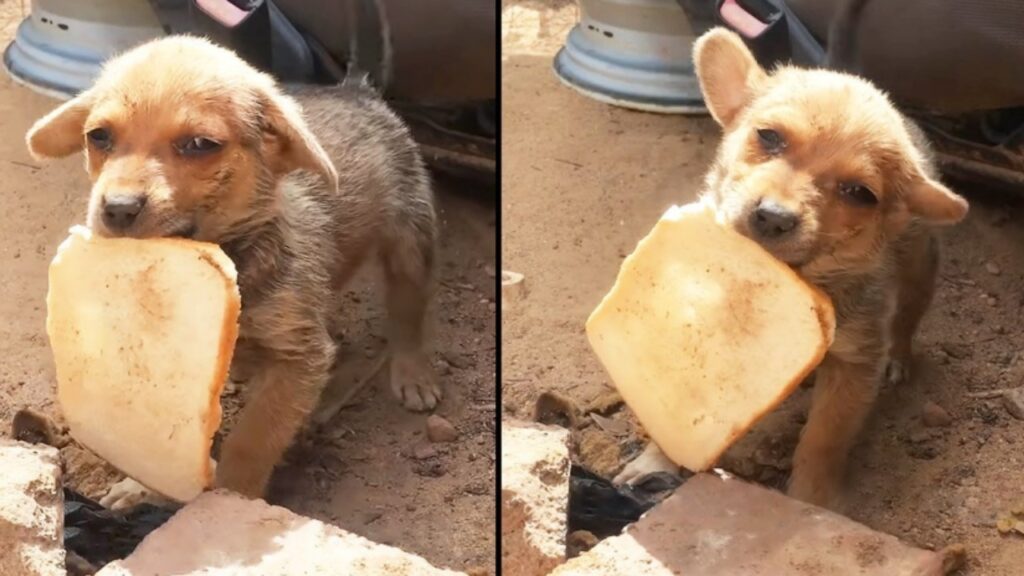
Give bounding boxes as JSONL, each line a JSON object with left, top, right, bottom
{"left": 552, "top": 473, "right": 948, "bottom": 575}
{"left": 501, "top": 420, "right": 571, "bottom": 576}
{"left": 413, "top": 460, "right": 447, "bottom": 478}
{"left": 407, "top": 442, "right": 439, "bottom": 460}
{"left": 464, "top": 480, "right": 489, "bottom": 496}
{"left": 1002, "top": 388, "right": 1024, "bottom": 420}
{"left": 985, "top": 262, "right": 1001, "bottom": 275}
{"left": 921, "top": 401, "right": 953, "bottom": 427}
{"left": 566, "top": 530, "right": 599, "bottom": 558}
{"left": 95, "top": 490, "right": 464, "bottom": 575}
{"left": 583, "top": 390, "right": 624, "bottom": 416}
{"left": 0, "top": 440, "right": 65, "bottom": 576}
{"left": 535, "top": 391, "right": 580, "bottom": 429}
{"left": 502, "top": 271, "right": 527, "bottom": 311}
{"left": 574, "top": 428, "right": 622, "bottom": 480}
{"left": 11, "top": 408, "right": 67, "bottom": 448}
{"left": 426, "top": 415, "right": 459, "bottom": 443}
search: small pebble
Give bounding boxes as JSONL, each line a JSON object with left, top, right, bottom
{"left": 985, "top": 262, "right": 1001, "bottom": 275}
{"left": 426, "top": 414, "right": 459, "bottom": 443}
{"left": 1002, "top": 388, "right": 1024, "bottom": 420}
{"left": 436, "top": 359, "right": 453, "bottom": 376}
{"left": 567, "top": 530, "right": 600, "bottom": 558}
{"left": 412, "top": 443, "right": 439, "bottom": 460}
{"left": 922, "top": 401, "right": 953, "bottom": 427}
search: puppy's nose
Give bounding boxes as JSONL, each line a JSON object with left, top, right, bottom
{"left": 102, "top": 194, "right": 146, "bottom": 231}
{"left": 750, "top": 199, "right": 799, "bottom": 239}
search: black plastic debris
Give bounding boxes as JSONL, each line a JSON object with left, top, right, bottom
{"left": 567, "top": 465, "right": 686, "bottom": 538}
{"left": 63, "top": 488, "right": 179, "bottom": 567}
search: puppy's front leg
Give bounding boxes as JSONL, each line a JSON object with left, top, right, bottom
{"left": 788, "top": 354, "right": 882, "bottom": 508}
{"left": 381, "top": 227, "right": 441, "bottom": 412}
{"left": 216, "top": 341, "right": 334, "bottom": 498}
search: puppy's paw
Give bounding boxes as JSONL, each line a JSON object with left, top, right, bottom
{"left": 612, "top": 443, "right": 679, "bottom": 486}
{"left": 390, "top": 350, "right": 441, "bottom": 412}
{"left": 100, "top": 477, "right": 168, "bottom": 510}
{"left": 885, "top": 358, "right": 910, "bottom": 386}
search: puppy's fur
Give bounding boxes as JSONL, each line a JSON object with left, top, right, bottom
{"left": 617, "top": 29, "right": 968, "bottom": 508}
{"left": 27, "top": 36, "right": 439, "bottom": 499}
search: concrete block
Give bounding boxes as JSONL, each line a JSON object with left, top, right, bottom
{"left": 96, "top": 490, "right": 466, "bottom": 575}
{"left": 553, "top": 473, "right": 949, "bottom": 575}
{"left": 500, "top": 419, "right": 570, "bottom": 576}
{"left": 0, "top": 439, "right": 66, "bottom": 576}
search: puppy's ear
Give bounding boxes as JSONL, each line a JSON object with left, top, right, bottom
{"left": 26, "top": 89, "right": 96, "bottom": 160}
{"left": 903, "top": 172, "right": 968, "bottom": 225}
{"left": 693, "top": 28, "right": 766, "bottom": 127}
{"left": 259, "top": 88, "right": 339, "bottom": 192}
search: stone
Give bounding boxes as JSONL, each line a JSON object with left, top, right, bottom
{"left": 552, "top": 473, "right": 948, "bottom": 575}
{"left": 0, "top": 440, "right": 65, "bottom": 576}
{"left": 921, "top": 401, "right": 953, "bottom": 427}
{"left": 426, "top": 415, "right": 459, "bottom": 443}
{"left": 501, "top": 420, "right": 570, "bottom": 576}
{"left": 96, "top": 490, "right": 464, "bottom": 575}
{"left": 1002, "top": 387, "right": 1024, "bottom": 420}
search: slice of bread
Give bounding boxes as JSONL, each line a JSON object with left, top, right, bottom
{"left": 586, "top": 202, "right": 835, "bottom": 472}
{"left": 47, "top": 226, "right": 241, "bottom": 502}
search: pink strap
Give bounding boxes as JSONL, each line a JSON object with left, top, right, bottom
{"left": 719, "top": 0, "right": 769, "bottom": 38}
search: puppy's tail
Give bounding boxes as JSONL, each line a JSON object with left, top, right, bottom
{"left": 824, "top": 0, "right": 873, "bottom": 74}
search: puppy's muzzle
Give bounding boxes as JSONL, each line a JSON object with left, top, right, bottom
{"left": 102, "top": 194, "right": 146, "bottom": 232}
{"left": 749, "top": 198, "right": 799, "bottom": 240}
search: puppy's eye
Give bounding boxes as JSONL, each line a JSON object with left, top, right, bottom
{"left": 839, "top": 182, "right": 878, "bottom": 206}
{"left": 756, "top": 128, "right": 786, "bottom": 155}
{"left": 86, "top": 128, "right": 113, "bottom": 151}
{"left": 177, "top": 137, "right": 222, "bottom": 157}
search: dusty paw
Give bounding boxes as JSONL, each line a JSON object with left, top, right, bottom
{"left": 390, "top": 351, "right": 441, "bottom": 412}
{"left": 885, "top": 358, "right": 909, "bottom": 386}
{"left": 100, "top": 477, "right": 167, "bottom": 510}
{"left": 612, "top": 443, "right": 679, "bottom": 486}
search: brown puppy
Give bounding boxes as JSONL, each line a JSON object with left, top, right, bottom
{"left": 616, "top": 28, "right": 968, "bottom": 508}
{"left": 26, "top": 36, "right": 439, "bottom": 502}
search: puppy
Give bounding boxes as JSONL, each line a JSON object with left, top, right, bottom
{"left": 615, "top": 28, "right": 968, "bottom": 508}
{"left": 26, "top": 36, "right": 439, "bottom": 501}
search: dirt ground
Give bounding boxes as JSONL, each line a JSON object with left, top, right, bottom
{"left": 0, "top": 3, "right": 495, "bottom": 573}
{"left": 502, "top": 1, "right": 1024, "bottom": 574}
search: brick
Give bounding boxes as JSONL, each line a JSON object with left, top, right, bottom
{"left": 0, "top": 440, "right": 66, "bottom": 576}
{"left": 553, "top": 473, "right": 947, "bottom": 575}
{"left": 500, "top": 420, "right": 570, "bottom": 576}
{"left": 96, "top": 490, "right": 465, "bottom": 575}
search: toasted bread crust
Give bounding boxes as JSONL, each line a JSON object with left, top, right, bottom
{"left": 586, "top": 204, "right": 835, "bottom": 471}
{"left": 48, "top": 227, "right": 240, "bottom": 499}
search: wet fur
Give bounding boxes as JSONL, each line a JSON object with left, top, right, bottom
{"left": 26, "top": 36, "right": 439, "bottom": 499}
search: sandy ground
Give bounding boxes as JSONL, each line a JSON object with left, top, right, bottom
{"left": 0, "top": 2, "right": 495, "bottom": 573}
{"left": 502, "top": 1, "right": 1024, "bottom": 574}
